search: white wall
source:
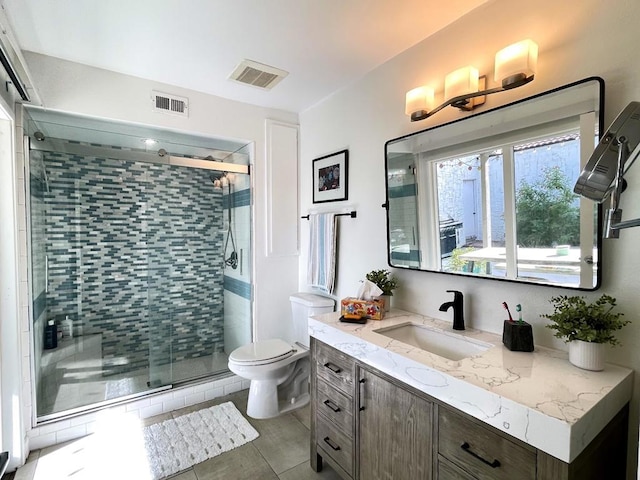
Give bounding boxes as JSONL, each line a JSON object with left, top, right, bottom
{"left": 299, "top": 0, "right": 640, "bottom": 476}
{"left": 24, "top": 52, "right": 300, "bottom": 343}
{"left": 0, "top": 40, "right": 30, "bottom": 468}
{"left": 0, "top": 99, "right": 26, "bottom": 472}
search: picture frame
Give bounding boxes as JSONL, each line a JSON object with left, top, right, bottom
{"left": 312, "top": 149, "right": 348, "bottom": 203}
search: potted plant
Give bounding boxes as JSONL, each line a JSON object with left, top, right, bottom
{"left": 366, "top": 269, "right": 398, "bottom": 312}
{"left": 542, "top": 294, "right": 629, "bottom": 371}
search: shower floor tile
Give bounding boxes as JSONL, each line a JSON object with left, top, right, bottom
{"left": 38, "top": 336, "right": 230, "bottom": 417}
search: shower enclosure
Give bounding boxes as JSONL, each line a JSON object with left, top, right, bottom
{"left": 25, "top": 109, "right": 252, "bottom": 421}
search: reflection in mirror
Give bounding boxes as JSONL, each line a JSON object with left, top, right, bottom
{"left": 385, "top": 78, "right": 603, "bottom": 289}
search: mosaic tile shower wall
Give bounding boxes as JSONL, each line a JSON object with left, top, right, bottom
{"left": 40, "top": 150, "right": 226, "bottom": 375}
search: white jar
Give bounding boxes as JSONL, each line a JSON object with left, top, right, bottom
{"left": 62, "top": 316, "right": 73, "bottom": 339}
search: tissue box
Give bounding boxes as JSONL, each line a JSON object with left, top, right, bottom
{"left": 340, "top": 297, "right": 385, "bottom": 320}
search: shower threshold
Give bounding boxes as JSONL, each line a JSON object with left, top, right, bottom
{"left": 37, "top": 345, "right": 231, "bottom": 423}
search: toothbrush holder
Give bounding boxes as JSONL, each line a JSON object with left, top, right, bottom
{"left": 502, "top": 320, "right": 534, "bottom": 352}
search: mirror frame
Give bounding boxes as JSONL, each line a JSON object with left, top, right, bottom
{"left": 384, "top": 77, "right": 604, "bottom": 290}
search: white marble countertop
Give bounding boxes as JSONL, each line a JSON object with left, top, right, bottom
{"left": 309, "top": 309, "right": 633, "bottom": 463}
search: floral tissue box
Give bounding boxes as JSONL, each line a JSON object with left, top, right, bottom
{"left": 340, "top": 297, "right": 385, "bottom": 320}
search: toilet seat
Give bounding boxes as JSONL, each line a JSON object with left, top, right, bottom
{"left": 229, "top": 339, "right": 295, "bottom": 366}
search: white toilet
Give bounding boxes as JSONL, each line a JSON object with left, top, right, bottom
{"left": 228, "top": 293, "right": 335, "bottom": 419}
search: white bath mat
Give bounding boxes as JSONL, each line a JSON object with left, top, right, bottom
{"left": 143, "top": 401, "right": 259, "bottom": 480}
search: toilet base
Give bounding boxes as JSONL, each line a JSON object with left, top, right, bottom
{"left": 246, "top": 382, "right": 310, "bottom": 419}
{"left": 246, "top": 356, "right": 310, "bottom": 419}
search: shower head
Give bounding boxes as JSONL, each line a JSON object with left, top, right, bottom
{"left": 211, "top": 172, "right": 233, "bottom": 189}
{"left": 34, "top": 131, "right": 45, "bottom": 141}
{"left": 210, "top": 174, "right": 223, "bottom": 189}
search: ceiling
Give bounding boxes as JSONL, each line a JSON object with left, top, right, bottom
{"left": 3, "top": 0, "right": 488, "bottom": 113}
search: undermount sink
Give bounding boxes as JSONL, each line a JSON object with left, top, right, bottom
{"left": 373, "top": 322, "right": 492, "bottom": 361}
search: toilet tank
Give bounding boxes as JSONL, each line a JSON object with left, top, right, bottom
{"left": 290, "top": 293, "right": 335, "bottom": 347}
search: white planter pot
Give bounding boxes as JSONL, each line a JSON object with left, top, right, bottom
{"left": 569, "top": 340, "right": 604, "bottom": 371}
{"left": 378, "top": 295, "right": 391, "bottom": 312}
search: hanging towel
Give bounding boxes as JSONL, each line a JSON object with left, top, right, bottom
{"left": 307, "top": 213, "right": 338, "bottom": 294}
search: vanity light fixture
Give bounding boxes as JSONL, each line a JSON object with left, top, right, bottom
{"left": 406, "top": 39, "right": 538, "bottom": 122}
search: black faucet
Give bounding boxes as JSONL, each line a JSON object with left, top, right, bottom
{"left": 439, "top": 290, "right": 465, "bottom": 330}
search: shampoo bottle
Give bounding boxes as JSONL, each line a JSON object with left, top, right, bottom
{"left": 62, "top": 316, "right": 73, "bottom": 339}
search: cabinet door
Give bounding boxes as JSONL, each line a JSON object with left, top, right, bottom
{"left": 358, "top": 367, "right": 433, "bottom": 480}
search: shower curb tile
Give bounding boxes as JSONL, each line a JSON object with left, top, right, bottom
{"left": 150, "top": 392, "right": 172, "bottom": 405}
{"left": 125, "top": 398, "right": 151, "bottom": 411}
{"left": 217, "top": 375, "right": 240, "bottom": 387}
{"left": 185, "top": 392, "right": 206, "bottom": 407}
{"left": 162, "top": 397, "right": 185, "bottom": 413}
{"left": 28, "top": 432, "right": 56, "bottom": 451}
{"left": 85, "top": 421, "right": 99, "bottom": 435}
{"left": 205, "top": 387, "right": 224, "bottom": 401}
{"left": 37, "top": 420, "right": 71, "bottom": 435}
{"left": 55, "top": 424, "right": 87, "bottom": 443}
{"left": 194, "top": 380, "right": 218, "bottom": 392}
{"left": 70, "top": 412, "right": 98, "bottom": 426}
{"left": 140, "top": 403, "right": 164, "bottom": 419}
{"left": 223, "top": 382, "right": 242, "bottom": 396}
{"left": 173, "top": 386, "right": 196, "bottom": 398}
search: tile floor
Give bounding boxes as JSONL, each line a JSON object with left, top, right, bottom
{"left": 9, "top": 389, "right": 341, "bottom": 480}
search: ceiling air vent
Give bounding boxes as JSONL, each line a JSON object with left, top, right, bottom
{"left": 229, "top": 59, "right": 288, "bottom": 90}
{"left": 151, "top": 91, "right": 189, "bottom": 117}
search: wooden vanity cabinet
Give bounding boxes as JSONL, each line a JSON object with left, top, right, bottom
{"left": 310, "top": 338, "right": 357, "bottom": 479}
{"left": 311, "top": 338, "right": 433, "bottom": 480}
{"left": 310, "top": 339, "right": 629, "bottom": 480}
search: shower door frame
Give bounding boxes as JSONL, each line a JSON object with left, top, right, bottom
{"left": 26, "top": 135, "right": 250, "bottom": 424}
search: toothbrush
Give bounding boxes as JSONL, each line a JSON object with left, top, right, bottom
{"left": 516, "top": 304, "right": 523, "bottom": 324}
{"left": 502, "top": 302, "right": 514, "bottom": 322}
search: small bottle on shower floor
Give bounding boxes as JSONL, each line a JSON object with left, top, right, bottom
{"left": 44, "top": 320, "right": 57, "bottom": 349}
{"left": 62, "top": 315, "right": 73, "bottom": 339}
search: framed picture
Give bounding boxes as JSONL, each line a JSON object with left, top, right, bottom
{"left": 312, "top": 149, "right": 348, "bottom": 203}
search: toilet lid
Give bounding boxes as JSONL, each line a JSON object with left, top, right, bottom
{"left": 229, "top": 339, "right": 295, "bottom": 365}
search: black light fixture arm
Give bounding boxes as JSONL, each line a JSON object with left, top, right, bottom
{"left": 411, "top": 73, "right": 534, "bottom": 122}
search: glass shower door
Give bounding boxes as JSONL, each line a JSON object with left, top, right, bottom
{"left": 146, "top": 163, "right": 227, "bottom": 387}
{"left": 26, "top": 106, "right": 253, "bottom": 420}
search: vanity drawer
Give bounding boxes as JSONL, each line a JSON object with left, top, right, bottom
{"left": 438, "top": 407, "right": 536, "bottom": 480}
{"left": 316, "top": 378, "right": 353, "bottom": 434}
{"left": 316, "top": 413, "right": 353, "bottom": 476}
{"left": 437, "top": 454, "right": 476, "bottom": 480}
{"left": 315, "top": 341, "right": 355, "bottom": 396}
